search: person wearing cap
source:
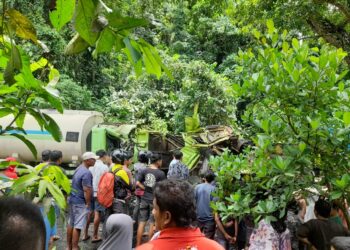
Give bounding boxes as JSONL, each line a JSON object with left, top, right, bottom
{"left": 66, "top": 152, "right": 97, "bottom": 250}
{"left": 83, "top": 149, "right": 109, "bottom": 243}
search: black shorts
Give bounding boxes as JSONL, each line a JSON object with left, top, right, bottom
{"left": 139, "top": 199, "right": 154, "bottom": 223}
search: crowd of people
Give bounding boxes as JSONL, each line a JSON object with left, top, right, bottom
{"left": 1, "top": 149, "right": 350, "bottom": 250}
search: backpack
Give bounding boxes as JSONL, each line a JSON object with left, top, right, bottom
{"left": 97, "top": 169, "right": 120, "bottom": 208}
{"left": 113, "top": 175, "right": 129, "bottom": 200}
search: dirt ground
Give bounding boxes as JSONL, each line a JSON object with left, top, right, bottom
{"left": 53, "top": 216, "right": 103, "bottom": 250}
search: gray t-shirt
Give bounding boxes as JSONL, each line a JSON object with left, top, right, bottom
{"left": 195, "top": 182, "right": 215, "bottom": 222}
{"left": 89, "top": 160, "right": 109, "bottom": 197}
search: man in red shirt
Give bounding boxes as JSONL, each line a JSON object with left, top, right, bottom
{"left": 137, "top": 179, "right": 223, "bottom": 250}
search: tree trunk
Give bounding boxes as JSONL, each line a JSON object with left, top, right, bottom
{"left": 307, "top": 12, "right": 350, "bottom": 64}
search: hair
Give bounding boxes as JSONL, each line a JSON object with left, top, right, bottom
{"left": 49, "top": 150, "right": 62, "bottom": 163}
{"left": 138, "top": 151, "right": 149, "bottom": 164}
{"left": 150, "top": 152, "right": 162, "bottom": 164}
{"left": 41, "top": 150, "right": 51, "bottom": 162}
{"left": 154, "top": 180, "right": 196, "bottom": 227}
{"left": 332, "top": 200, "right": 341, "bottom": 210}
{"left": 0, "top": 197, "right": 46, "bottom": 250}
{"left": 287, "top": 199, "right": 299, "bottom": 215}
{"left": 96, "top": 149, "right": 107, "bottom": 158}
{"left": 173, "top": 150, "right": 183, "bottom": 160}
{"left": 315, "top": 198, "right": 331, "bottom": 218}
{"left": 204, "top": 170, "right": 216, "bottom": 183}
{"left": 271, "top": 210, "right": 287, "bottom": 234}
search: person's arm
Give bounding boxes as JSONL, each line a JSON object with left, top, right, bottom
{"left": 232, "top": 218, "right": 238, "bottom": 243}
{"left": 82, "top": 172, "right": 93, "bottom": 208}
{"left": 215, "top": 213, "right": 233, "bottom": 242}
{"left": 298, "top": 237, "right": 313, "bottom": 247}
{"left": 83, "top": 186, "right": 92, "bottom": 207}
{"left": 136, "top": 181, "right": 145, "bottom": 190}
{"left": 136, "top": 170, "right": 145, "bottom": 190}
{"left": 298, "top": 198, "right": 307, "bottom": 221}
{"left": 297, "top": 222, "right": 314, "bottom": 248}
{"left": 167, "top": 166, "right": 173, "bottom": 178}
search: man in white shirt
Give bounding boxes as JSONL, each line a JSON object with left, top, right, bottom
{"left": 83, "top": 150, "right": 109, "bottom": 243}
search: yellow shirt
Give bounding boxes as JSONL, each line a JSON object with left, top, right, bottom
{"left": 111, "top": 164, "right": 130, "bottom": 185}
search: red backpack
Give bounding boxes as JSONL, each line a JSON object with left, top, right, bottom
{"left": 97, "top": 169, "right": 119, "bottom": 208}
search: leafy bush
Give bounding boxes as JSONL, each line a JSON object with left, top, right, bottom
{"left": 211, "top": 21, "right": 350, "bottom": 224}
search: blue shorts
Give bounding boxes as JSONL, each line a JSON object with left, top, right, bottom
{"left": 68, "top": 204, "right": 89, "bottom": 230}
{"left": 93, "top": 198, "right": 105, "bottom": 212}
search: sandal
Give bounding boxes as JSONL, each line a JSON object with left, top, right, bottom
{"left": 82, "top": 235, "right": 91, "bottom": 241}
{"left": 91, "top": 238, "right": 102, "bottom": 243}
{"left": 52, "top": 235, "right": 60, "bottom": 241}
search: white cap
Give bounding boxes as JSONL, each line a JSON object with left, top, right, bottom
{"left": 82, "top": 152, "right": 98, "bottom": 161}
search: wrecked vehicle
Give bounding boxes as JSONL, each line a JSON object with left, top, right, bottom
{"left": 0, "top": 110, "right": 250, "bottom": 176}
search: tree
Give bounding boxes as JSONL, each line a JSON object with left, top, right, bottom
{"left": 228, "top": 0, "right": 350, "bottom": 64}
{"left": 96, "top": 54, "right": 236, "bottom": 133}
{"left": 211, "top": 21, "right": 350, "bottom": 225}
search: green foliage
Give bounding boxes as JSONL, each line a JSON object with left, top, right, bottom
{"left": 59, "top": 0, "right": 171, "bottom": 79}
{"left": 212, "top": 21, "right": 350, "bottom": 221}
{"left": 96, "top": 55, "right": 235, "bottom": 133}
{"left": 7, "top": 163, "right": 71, "bottom": 226}
{"left": 227, "top": 0, "right": 350, "bottom": 64}
{"left": 49, "top": 0, "right": 75, "bottom": 31}
{"left": 0, "top": 41, "right": 63, "bottom": 158}
{"left": 185, "top": 103, "right": 200, "bottom": 132}
{"left": 35, "top": 74, "right": 94, "bottom": 110}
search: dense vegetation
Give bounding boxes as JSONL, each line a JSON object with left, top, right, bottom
{"left": 2, "top": 0, "right": 350, "bottom": 226}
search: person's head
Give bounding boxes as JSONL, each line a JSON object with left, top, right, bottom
{"left": 270, "top": 209, "right": 287, "bottom": 234}
{"left": 287, "top": 199, "right": 299, "bottom": 215}
{"left": 204, "top": 170, "right": 215, "bottom": 183}
{"left": 0, "top": 197, "right": 46, "bottom": 250}
{"left": 314, "top": 198, "right": 331, "bottom": 218}
{"left": 123, "top": 151, "right": 133, "bottom": 166}
{"left": 82, "top": 152, "right": 98, "bottom": 167}
{"left": 173, "top": 150, "right": 183, "bottom": 160}
{"left": 331, "top": 237, "right": 350, "bottom": 250}
{"left": 41, "top": 150, "right": 51, "bottom": 162}
{"left": 96, "top": 149, "right": 108, "bottom": 164}
{"left": 149, "top": 152, "right": 162, "bottom": 167}
{"left": 49, "top": 150, "right": 63, "bottom": 164}
{"left": 111, "top": 149, "right": 126, "bottom": 165}
{"left": 99, "top": 214, "right": 133, "bottom": 250}
{"left": 138, "top": 151, "right": 149, "bottom": 164}
{"left": 152, "top": 180, "right": 196, "bottom": 230}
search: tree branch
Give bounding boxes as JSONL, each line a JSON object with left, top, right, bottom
{"left": 307, "top": 11, "right": 350, "bottom": 64}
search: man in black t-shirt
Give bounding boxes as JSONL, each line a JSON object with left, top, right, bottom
{"left": 298, "top": 198, "right": 350, "bottom": 250}
{"left": 136, "top": 152, "right": 166, "bottom": 246}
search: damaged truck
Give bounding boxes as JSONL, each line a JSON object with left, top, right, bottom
{"left": 0, "top": 109, "right": 250, "bottom": 177}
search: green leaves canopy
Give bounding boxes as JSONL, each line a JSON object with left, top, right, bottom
{"left": 57, "top": 0, "right": 171, "bottom": 79}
